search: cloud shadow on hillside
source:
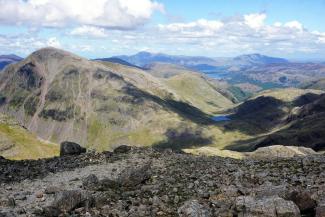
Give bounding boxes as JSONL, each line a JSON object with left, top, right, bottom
{"left": 222, "top": 96, "right": 287, "bottom": 136}
{"left": 122, "top": 85, "right": 215, "bottom": 125}
{"left": 152, "top": 127, "right": 213, "bottom": 151}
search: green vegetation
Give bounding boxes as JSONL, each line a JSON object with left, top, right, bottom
{"left": 24, "top": 96, "right": 39, "bottom": 116}
{"left": 164, "top": 73, "right": 234, "bottom": 114}
{"left": 1, "top": 48, "right": 325, "bottom": 159}
{"left": 0, "top": 113, "right": 59, "bottom": 160}
{"left": 9, "top": 94, "right": 26, "bottom": 109}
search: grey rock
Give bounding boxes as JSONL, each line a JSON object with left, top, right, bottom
{"left": 0, "top": 197, "right": 15, "bottom": 208}
{"left": 82, "top": 174, "right": 99, "bottom": 190}
{"left": 0, "top": 211, "right": 17, "bottom": 217}
{"left": 60, "top": 141, "right": 86, "bottom": 156}
{"left": 113, "top": 145, "right": 132, "bottom": 154}
{"left": 236, "top": 196, "right": 300, "bottom": 217}
{"left": 118, "top": 163, "right": 151, "bottom": 187}
{"left": 288, "top": 190, "right": 316, "bottom": 212}
{"left": 44, "top": 186, "right": 62, "bottom": 194}
{"left": 46, "top": 190, "right": 93, "bottom": 213}
{"left": 178, "top": 200, "right": 211, "bottom": 217}
{"left": 316, "top": 205, "right": 325, "bottom": 217}
{"left": 99, "top": 178, "right": 120, "bottom": 190}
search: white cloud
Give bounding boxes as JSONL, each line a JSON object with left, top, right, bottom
{"left": 284, "top": 21, "right": 303, "bottom": 31}
{"left": 156, "top": 13, "right": 325, "bottom": 56}
{"left": 158, "top": 19, "right": 224, "bottom": 37}
{"left": 70, "top": 26, "right": 107, "bottom": 38}
{"left": 244, "top": 13, "right": 266, "bottom": 29}
{"left": 0, "top": 0, "right": 164, "bottom": 29}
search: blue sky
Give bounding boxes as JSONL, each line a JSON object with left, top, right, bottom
{"left": 0, "top": 0, "right": 325, "bottom": 60}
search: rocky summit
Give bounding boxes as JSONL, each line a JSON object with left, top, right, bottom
{"left": 1, "top": 147, "right": 325, "bottom": 217}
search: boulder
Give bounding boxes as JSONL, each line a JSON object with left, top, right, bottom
{"left": 82, "top": 174, "right": 120, "bottom": 191}
{"left": 45, "top": 190, "right": 93, "bottom": 214}
{"left": 236, "top": 196, "right": 300, "bottom": 217}
{"left": 60, "top": 141, "right": 86, "bottom": 156}
{"left": 113, "top": 145, "right": 132, "bottom": 154}
{"left": 178, "top": 200, "right": 211, "bottom": 217}
{"left": 117, "top": 163, "right": 151, "bottom": 188}
{"left": 288, "top": 191, "right": 316, "bottom": 213}
{"left": 82, "top": 174, "right": 99, "bottom": 190}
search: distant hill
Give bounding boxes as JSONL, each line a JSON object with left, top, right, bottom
{"left": 114, "top": 51, "right": 217, "bottom": 67}
{"left": 113, "top": 52, "right": 289, "bottom": 68}
{"left": 232, "top": 53, "right": 289, "bottom": 66}
{"left": 301, "top": 78, "right": 325, "bottom": 91}
{"left": 94, "top": 57, "right": 143, "bottom": 69}
{"left": 224, "top": 88, "right": 325, "bottom": 151}
{"left": 0, "top": 54, "right": 23, "bottom": 70}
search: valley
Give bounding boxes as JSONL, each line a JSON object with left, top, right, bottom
{"left": 1, "top": 48, "right": 325, "bottom": 160}
{"left": 1, "top": 1, "right": 325, "bottom": 216}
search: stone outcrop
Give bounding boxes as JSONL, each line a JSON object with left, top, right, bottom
{"left": 1, "top": 147, "right": 325, "bottom": 216}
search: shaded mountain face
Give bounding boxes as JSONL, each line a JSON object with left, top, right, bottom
{"left": 0, "top": 48, "right": 234, "bottom": 152}
{"left": 224, "top": 88, "right": 325, "bottom": 151}
{"left": 0, "top": 54, "right": 23, "bottom": 70}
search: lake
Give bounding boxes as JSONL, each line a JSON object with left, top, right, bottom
{"left": 212, "top": 115, "right": 230, "bottom": 122}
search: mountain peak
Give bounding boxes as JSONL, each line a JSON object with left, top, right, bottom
{"left": 27, "top": 47, "right": 83, "bottom": 63}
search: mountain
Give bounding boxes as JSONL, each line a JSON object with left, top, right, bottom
{"left": 114, "top": 51, "right": 218, "bottom": 67}
{"left": 0, "top": 112, "right": 58, "bottom": 159}
{"left": 0, "top": 54, "right": 23, "bottom": 70}
{"left": 226, "top": 62, "right": 325, "bottom": 89}
{"left": 0, "top": 47, "right": 235, "bottom": 152}
{"left": 94, "top": 57, "right": 142, "bottom": 69}
{"left": 232, "top": 53, "right": 289, "bottom": 66}
{"left": 224, "top": 88, "right": 325, "bottom": 151}
{"left": 144, "top": 62, "right": 250, "bottom": 104}
{"left": 114, "top": 52, "right": 289, "bottom": 68}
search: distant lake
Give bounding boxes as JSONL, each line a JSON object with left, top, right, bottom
{"left": 203, "top": 72, "right": 229, "bottom": 80}
{"left": 212, "top": 115, "right": 230, "bottom": 122}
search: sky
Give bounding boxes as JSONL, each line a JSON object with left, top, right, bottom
{"left": 0, "top": 0, "right": 325, "bottom": 60}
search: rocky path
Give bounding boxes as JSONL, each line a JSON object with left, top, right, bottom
{"left": 1, "top": 147, "right": 325, "bottom": 216}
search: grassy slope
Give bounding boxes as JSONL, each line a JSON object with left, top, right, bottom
{"left": 164, "top": 73, "right": 234, "bottom": 114}
{"left": 0, "top": 113, "right": 59, "bottom": 160}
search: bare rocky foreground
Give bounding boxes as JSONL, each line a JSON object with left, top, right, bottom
{"left": 1, "top": 147, "right": 325, "bottom": 217}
